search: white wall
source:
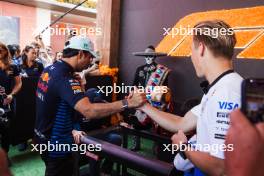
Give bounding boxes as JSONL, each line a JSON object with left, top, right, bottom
{"left": 36, "top": 8, "right": 51, "bottom": 46}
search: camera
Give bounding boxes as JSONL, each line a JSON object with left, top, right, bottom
{"left": 0, "top": 86, "right": 10, "bottom": 126}
{"left": 0, "top": 86, "right": 11, "bottom": 113}
{"left": 242, "top": 78, "right": 264, "bottom": 124}
{"left": 0, "top": 94, "right": 11, "bottom": 113}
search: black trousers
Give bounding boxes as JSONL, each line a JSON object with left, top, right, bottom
{"left": 0, "top": 100, "right": 16, "bottom": 153}
{"left": 0, "top": 111, "right": 13, "bottom": 153}
{"left": 41, "top": 152, "right": 74, "bottom": 176}
{"left": 0, "top": 123, "right": 10, "bottom": 153}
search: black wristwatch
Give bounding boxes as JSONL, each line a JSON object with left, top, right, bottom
{"left": 179, "top": 151, "right": 187, "bottom": 160}
{"left": 121, "top": 99, "right": 129, "bottom": 110}
{"left": 179, "top": 142, "right": 190, "bottom": 160}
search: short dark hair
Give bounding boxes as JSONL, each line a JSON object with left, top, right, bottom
{"left": 62, "top": 48, "right": 91, "bottom": 58}
{"left": 62, "top": 48, "right": 80, "bottom": 58}
{"left": 7, "top": 45, "right": 16, "bottom": 58}
{"left": 31, "top": 42, "right": 40, "bottom": 49}
{"left": 193, "top": 20, "right": 236, "bottom": 60}
{"left": 7, "top": 44, "right": 20, "bottom": 58}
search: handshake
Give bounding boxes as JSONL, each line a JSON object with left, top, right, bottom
{"left": 123, "top": 86, "right": 170, "bottom": 109}
{"left": 125, "top": 87, "right": 147, "bottom": 109}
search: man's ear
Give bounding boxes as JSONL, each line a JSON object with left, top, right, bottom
{"left": 199, "top": 42, "right": 205, "bottom": 57}
{"left": 78, "top": 51, "right": 83, "bottom": 60}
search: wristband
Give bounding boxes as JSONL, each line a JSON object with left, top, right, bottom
{"left": 178, "top": 142, "right": 191, "bottom": 160}
{"left": 179, "top": 151, "right": 187, "bottom": 160}
{"left": 121, "top": 99, "right": 129, "bottom": 110}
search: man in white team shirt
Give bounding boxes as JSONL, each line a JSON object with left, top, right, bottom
{"left": 137, "top": 20, "right": 243, "bottom": 176}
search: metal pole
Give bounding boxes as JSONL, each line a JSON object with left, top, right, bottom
{"left": 81, "top": 136, "right": 175, "bottom": 176}
{"left": 40, "top": 0, "right": 89, "bottom": 35}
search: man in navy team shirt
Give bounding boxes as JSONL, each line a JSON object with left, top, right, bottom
{"left": 34, "top": 36, "right": 146, "bottom": 176}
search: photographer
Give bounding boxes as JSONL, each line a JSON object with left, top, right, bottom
{"left": 0, "top": 42, "right": 22, "bottom": 163}
{"left": 225, "top": 110, "right": 264, "bottom": 176}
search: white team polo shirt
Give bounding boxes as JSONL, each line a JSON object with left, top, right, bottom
{"left": 191, "top": 71, "right": 243, "bottom": 159}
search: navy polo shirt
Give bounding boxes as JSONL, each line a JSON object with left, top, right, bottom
{"left": 0, "top": 65, "right": 20, "bottom": 94}
{"left": 21, "top": 61, "right": 44, "bottom": 77}
{"left": 35, "top": 60, "right": 85, "bottom": 157}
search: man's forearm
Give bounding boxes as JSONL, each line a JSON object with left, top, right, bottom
{"left": 11, "top": 77, "right": 22, "bottom": 96}
{"left": 185, "top": 149, "right": 225, "bottom": 176}
{"left": 76, "top": 91, "right": 145, "bottom": 120}
{"left": 84, "top": 101, "right": 124, "bottom": 119}
{"left": 141, "top": 104, "right": 189, "bottom": 133}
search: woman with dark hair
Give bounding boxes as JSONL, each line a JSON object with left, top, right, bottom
{"left": 20, "top": 45, "right": 44, "bottom": 77}
{"left": 17, "top": 45, "right": 44, "bottom": 151}
{"left": 7, "top": 44, "right": 22, "bottom": 68}
{"left": 0, "top": 42, "right": 22, "bottom": 164}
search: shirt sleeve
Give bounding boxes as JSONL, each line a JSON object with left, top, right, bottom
{"left": 56, "top": 77, "right": 86, "bottom": 108}
{"left": 207, "top": 87, "right": 241, "bottom": 159}
{"left": 190, "top": 103, "right": 201, "bottom": 117}
{"left": 73, "top": 122, "right": 81, "bottom": 131}
{"left": 11, "top": 65, "right": 20, "bottom": 77}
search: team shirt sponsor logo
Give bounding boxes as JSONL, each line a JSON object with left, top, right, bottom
{"left": 37, "top": 82, "right": 48, "bottom": 93}
{"left": 215, "top": 102, "right": 239, "bottom": 140}
{"left": 214, "top": 133, "right": 226, "bottom": 140}
{"left": 69, "top": 79, "right": 83, "bottom": 94}
{"left": 49, "top": 66, "right": 55, "bottom": 70}
{"left": 218, "top": 101, "right": 239, "bottom": 110}
{"left": 37, "top": 72, "right": 50, "bottom": 101}
{"left": 216, "top": 120, "right": 230, "bottom": 125}
{"left": 216, "top": 112, "right": 230, "bottom": 118}
{"left": 40, "top": 73, "right": 50, "bottom": 83}
{"left": 36, "top": 92, "right": 44, "bottom": 101}
{"left": 71, "top": 86, "right": 81, "bottom": 90}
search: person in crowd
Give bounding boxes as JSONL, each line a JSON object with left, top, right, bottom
{"left": 17, "top": 45, "right": 43, "bottom": 151}
{"left": 0, "top": 42, "right": 22, "bottom": 164}
{"left": 137, "top": 20, "right": 242, "bottom": 176}
{"left": 46, "top": 46, "right": 54, "bottom": 59}
{"left": 20, "top": 45, "right": 44, "bottom": 77}
{"left": 34, "top": 36, "right": 146, "bottom": 176}
{"left": 225, "top": 110, "right": 264, "bottom": 176}
{"left": 7, "top": 44, "right": 22, "bottom": 68}
{"left": 31, "top": 35, "right": 53, "bottom": 67}
{"left": 31, "top": 41, "right": 41, "bottom": 57}
{"left": 54, "top": 51, "right": 63, "bottom": 63}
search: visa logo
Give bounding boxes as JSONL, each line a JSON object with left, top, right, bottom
{"left": 218, "top": 102, "right": 239, "bottom": 110}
